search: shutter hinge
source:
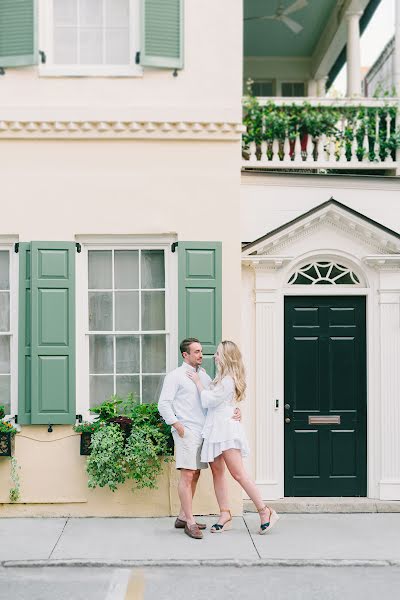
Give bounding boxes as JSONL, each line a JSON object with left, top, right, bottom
{"left": 76, "top": 243, "right": 81, "bottom": 253}
{"left": 135, "top": 51, "right": 140, "bottom": 65}
{"left": 0, "top": 67, "right": 5, "bottom": 76}
{"left": 39, "top": 50, "right": 46, "bottom": 64}
{"left": 14, "top": 243, "right": 19, "bottom": 253}
{"left": 14, "top": 414, "right": 18, "bottom": 424}
{"left": 76, "top": 414, "right": 83, "bottom": 423}
{"left": 171, "top": 242, "right": 178, "bottom": 253}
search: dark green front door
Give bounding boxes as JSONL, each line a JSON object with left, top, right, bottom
{"left": 284, "top": 296, "right": 367, "bottom": 496}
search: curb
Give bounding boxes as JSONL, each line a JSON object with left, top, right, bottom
{"left": 2, "top": 559, "right": 400, "bottom": 568}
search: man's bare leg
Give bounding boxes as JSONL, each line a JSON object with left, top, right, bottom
{"left": 177, "top": 469, "right": 200, "bottom": 521}
{"left": 177, "top": 469, "right": 198, "bottom": 526}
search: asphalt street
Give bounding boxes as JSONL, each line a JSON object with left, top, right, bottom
{"left": 1, "top": 566, "right": 400, "bottom": 600}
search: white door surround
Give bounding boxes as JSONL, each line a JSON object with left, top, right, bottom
{"left": 242, "top": 199, "right": 400, "bottom": 500}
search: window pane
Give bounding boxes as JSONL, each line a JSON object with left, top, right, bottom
{"left": 116, "top": 336, "right": 140, "bottom": 373}
{"left": 142, "top": 334, "right": 166, "bottom": 373}
{"left": 88, "top": 251, "right": 112, "bottom": 289}
{"left": 0, "top": 375, "right": 10, "bottom": 416}
{"left": 105, "top": 29, "right": 129, "bottom": 64}
{"left": 0, "top": 293, "right": 10, "bottom": 332}
{"left": 89, "top": 335, "right": 113, "bottom": 373}
{"left": 0, "top": 337, "right": 10, "bottom": 374}
{"left": 54, "top": 0, "right": 77, "bottom": 26}
{"left": 114, "top": 251, "right": 139, "bottom": 289}
{"left": 0, "top": 252, "right": 9, "bottom": 290}
{"left": 80, "top": 29, "right": 103, "bottom": 64}
{"left": 115, "top": 292, "right": 139, "bottom": 331}
{"left": 116, "top": 375, "right": 140, "bottom": 400}
{"left": 141, "top": 291, "right": 165, "bottom": 330}
{"left": 89, "top": 292, "right": 113, "bottom": 331}
{"left": 90, "top": 375, "right": 114, "bottom": 407}
{"left": 142, "top": 375, "right": 164, "bottom": 404}
{"left": 105, "top": 0, "right": 129, "bottom": 26}
{"left": 54, "top": 28, "right": 78, "bottom": 64}
{"left": 141, "top": 250, "right": 165, "bottom": 289}
{"left": 80, "top": 0, "right": 103, "bottom": 26}
{"left": 294, "top": 82, "right": 305, "bottom": 96}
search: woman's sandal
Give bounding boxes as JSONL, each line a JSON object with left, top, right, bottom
{"left": 210, "top": 508, "right": 232, "bottom": 533}
{"left": 258, "top": 504, "right": 280, "bottom": 535}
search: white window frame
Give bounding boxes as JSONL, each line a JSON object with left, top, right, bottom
{"left": 0, "top": 242, "right": 18, "bottom": 419}
{"left": 75, "top": 235, "right": 177, "bottom": 420}
{"left": 38, "top": 0, "right": 143, "bottom": 77}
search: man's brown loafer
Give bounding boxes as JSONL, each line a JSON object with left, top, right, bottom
{"left": 184, "top": 523, "right": 203, "bottom": 539}
{"left": 174, "top": 517, "right": 206, "bottom": 530}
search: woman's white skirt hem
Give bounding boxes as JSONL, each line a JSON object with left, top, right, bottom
{"left": 201, "top": 438, "right": 250, "bottom": 463}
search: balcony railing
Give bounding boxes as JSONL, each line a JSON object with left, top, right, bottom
{"left": 242, "top": 97, "right": 400, "bottom": 171}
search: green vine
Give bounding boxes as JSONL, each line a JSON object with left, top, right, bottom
{"left": 9, "top": 456, "right": 20, "bottom": 502}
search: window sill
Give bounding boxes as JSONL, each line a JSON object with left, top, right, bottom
{"left": 38, "top": 65, "right": 143, "bottom": 78}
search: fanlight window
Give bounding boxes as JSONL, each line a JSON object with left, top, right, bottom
{"left": 288, "top": 262, "right": 361, "bottom": 285}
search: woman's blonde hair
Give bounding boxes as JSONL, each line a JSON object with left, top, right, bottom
{"left": 214, "top": 340, "right": 246, "bottom": 402}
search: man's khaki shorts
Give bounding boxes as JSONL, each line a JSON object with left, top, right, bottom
{"left": 172, "top": 428, "right": 208, "bottom": 471}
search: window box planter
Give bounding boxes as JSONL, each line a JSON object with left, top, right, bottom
{"left": 0, "top": 431, "right": 15, "bottom": 457}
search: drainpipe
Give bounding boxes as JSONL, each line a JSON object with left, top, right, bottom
{"left": 346, "top": 10, "right": 363, "bottom": 97}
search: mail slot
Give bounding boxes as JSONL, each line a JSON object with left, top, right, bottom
{"left": 308, "top": 415, "right": 341, "bottom": 425}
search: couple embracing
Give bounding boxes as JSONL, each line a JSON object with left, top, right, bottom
{"left": 158, "top": 338, "right": 279, "bottom": 539}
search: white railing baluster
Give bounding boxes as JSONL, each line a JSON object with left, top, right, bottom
{"left": 272, "top": 138, "right": 280, "bottom": 163}
{"left": 293, "top": 131, "right": 302, "bottom": 163}
{"left": 260, "top": 140, "right": 268, "bottom": 163}
{"left": 328, "top": 136, "right": 336, "bottom": 163}
{"left": 316, "top": 136, "right": 324, "bottom": 163}
{"left": 374, "top": 112, "right": 381, "bottom": 162}
{"left": 305, "top": 134, "right": 314, "bottom": 162}
{"left": 385, "top": 112, "right": 393, "bottom": 162}
{"left": 283, "top": 134, "right": 291, "bottom": 163}
{"left": 249, "top": 141, "right": 257, "bottom": 162}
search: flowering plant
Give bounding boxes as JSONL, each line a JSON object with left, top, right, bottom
{"left": 0, "top": 406, "right": 17, "bottom": 436}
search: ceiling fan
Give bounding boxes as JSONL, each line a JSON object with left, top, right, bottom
{"left": 245, "top": 0, "right": 308, "bottom": 34}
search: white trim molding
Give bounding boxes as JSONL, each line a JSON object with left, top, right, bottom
{"left": 242, "top": 201, "right": 400, "bottom": 501}
{"left": 0, "top": 120, "right": 245, "bottom": 140}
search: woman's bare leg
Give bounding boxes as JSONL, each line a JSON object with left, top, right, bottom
{"left": 209, "top": 455, "right": 231, "bottom": 525}
{"left": 222, "top": 448, "right": 272, "bottom": 525}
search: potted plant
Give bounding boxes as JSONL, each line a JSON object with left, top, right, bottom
{"left": 0, "top": 405, "right": 18, "bottom": 457}
{"left": 83, "top": 398, "right": 174, "bottom": 493}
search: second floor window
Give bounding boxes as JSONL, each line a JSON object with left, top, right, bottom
{"left": 54, "top": 0, "right": 130, "bottom": 65}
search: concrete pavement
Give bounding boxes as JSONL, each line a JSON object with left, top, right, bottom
{"left": 2, "top": 513, "right": 400, "bottom": 567}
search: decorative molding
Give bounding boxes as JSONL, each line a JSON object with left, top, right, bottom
{"left": 363, "top": 256, "right": 400, "bottom": 270}
{"left": 0, "top": 120, "right": 245, "bottom": 140}
{"left": 241, "top": 256, "right": 293, "bottom": 270}
{"left": 244, "top": 210, "right": 400, "bottom": 258}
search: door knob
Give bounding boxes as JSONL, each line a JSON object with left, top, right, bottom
{"left": 285, "top": 417, "right": 291, "bottom": 424}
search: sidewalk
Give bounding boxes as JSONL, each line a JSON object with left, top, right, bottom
{"left": 2, "top": 513, "right": 400, "bottom": 567}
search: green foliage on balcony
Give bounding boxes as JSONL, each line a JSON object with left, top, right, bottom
{"left": 243, "top": 96, "right": 400, "bottom": 163}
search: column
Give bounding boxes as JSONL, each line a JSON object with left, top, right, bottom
{"left": 379, "top": 290, "right": 400, "bottom": 500}
{"left": 393, "top": 0, "right": 400, "bottom": 97}
{"left": 316, "top": 76, "right": 328, "bottom": 97}
{"left": 307, "top": 79, "right": 317, "bottom": 97}
{"left": 346, "top": 11, "right": 362, "bottom": 97}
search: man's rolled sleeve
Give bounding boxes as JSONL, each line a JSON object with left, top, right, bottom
{"left": 158, "top": 372, "right": 179, "bottom": 425}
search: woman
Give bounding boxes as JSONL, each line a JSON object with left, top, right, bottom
{"left": 188, "top": 340, "right": 279, "bottom": 535}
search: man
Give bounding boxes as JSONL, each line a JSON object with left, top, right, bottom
{"left": 158, "top": 338, "right": 238, "bottom": 539}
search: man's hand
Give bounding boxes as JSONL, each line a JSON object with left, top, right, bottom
{"left": 232, "top": 408, "right": 242, "bottom": 422}
{"left": 173, "top": 422, "right": 185, "bottom": 438}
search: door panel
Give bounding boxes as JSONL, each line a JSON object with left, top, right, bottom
{"left": 284, "top": 296, "right": 367, "bottom": 496}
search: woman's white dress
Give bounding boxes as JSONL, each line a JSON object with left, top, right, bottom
{"left": 200, "top": 375, "right": 250, "bottom": 463}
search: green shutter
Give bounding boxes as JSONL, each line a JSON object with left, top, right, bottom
{"left": 0, "top": 0, "right": 38, "bottom": 68}
{"left": 178, "top": 242, "right": 222, "bottom": 378}
{"left": 141, "top": 0, "right": 183, "bottom": 69}
{"left": 18, "top": 243, "right": 32, "bottom": 425}
{"left": 30, "top": 242, "right": 76, "bottom": 425}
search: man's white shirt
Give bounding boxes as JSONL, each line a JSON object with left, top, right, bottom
{"left": 158, "top": 362, "right": 212, "bottom": 434}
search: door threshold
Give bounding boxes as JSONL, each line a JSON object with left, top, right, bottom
{"left": 244, "top": 497, "right": 400, "bottom": 513}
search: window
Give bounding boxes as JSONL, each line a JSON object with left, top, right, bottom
{"left": 0, "top": 251, "right": 11, "bottom": 416}
{"left": 281, "top": 82, "right": 305, "bottom": 97}
{"left": 288, "top": 262, "right": 361, "bottom": 285}
{"left": 251, "top": 81, "right": 274, "bottom": 97}
{"left": 40, "top": 0, "right": 141, "bottom": 76}
{"left": 87, "top": 248, "right": 167, "bottom": 406}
